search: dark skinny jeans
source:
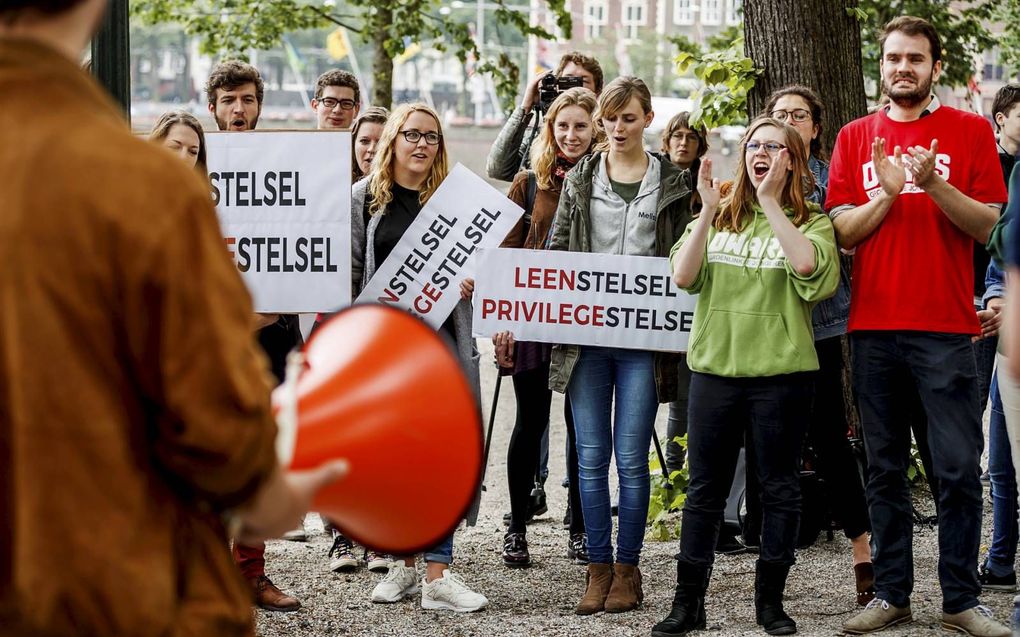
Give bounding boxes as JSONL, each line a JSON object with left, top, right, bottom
{"left": 507, "top": 362, "right": 584, "bottom": 535}
{"left": 679, "top": 372, "right": 812, "bottom": 568}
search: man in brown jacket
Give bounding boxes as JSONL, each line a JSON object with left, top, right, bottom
{"left": 204, "top": 57, "right": 307, "bottom": 613}
{"left": 0, "top": 2, "right": 345, "bottom": 635}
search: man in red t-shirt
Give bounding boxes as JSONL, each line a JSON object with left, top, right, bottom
{"left": 827, "top": 16, "right": 1009, "bottom": 637}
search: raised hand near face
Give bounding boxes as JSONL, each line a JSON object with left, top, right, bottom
{"left": 756, "top": 147, "right": 790, "bottom": 204}
{"left": 696, "top": 157, "right": 721, "bottom": 218}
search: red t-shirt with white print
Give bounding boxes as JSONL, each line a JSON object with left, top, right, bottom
{"left": 825, "top": 105, "right": 1007, "bottom": 334}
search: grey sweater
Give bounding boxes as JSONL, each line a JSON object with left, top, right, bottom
{"left": 588, "top": 152, "right": 661, "bottom": 257}
{"left": 350, "top": 178, "right": 481, "bottom": 400}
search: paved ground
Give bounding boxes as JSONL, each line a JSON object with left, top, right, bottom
{"left": 255, "top": 339, "right": 1016, "bottom": 637}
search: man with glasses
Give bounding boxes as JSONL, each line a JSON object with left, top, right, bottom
{"left": 312, "top": 69, "right": 361, "bottom": 130}
{"left": 827, "top": 16, "right": 1009, "bottom": 637}
{"left": 205, "top": 59, "right": 308, "bottom": 614}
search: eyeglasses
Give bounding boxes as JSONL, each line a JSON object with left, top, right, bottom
{"left": 400, "top": 129, "right": 442, "bottom": 145}
{"left": 670, "top": 131, "right": 701, "bottom": 144}
{"left": 319, "top": 97, "right": 357, "bottom": 111}
{"left": 770, "top": 108, "right": 812, "bottom": 123}
{"left": 744, "top": 141, "right": 787, "bottom": 155}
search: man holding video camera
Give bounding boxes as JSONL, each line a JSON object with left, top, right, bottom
{"left": 486, "top": 51, "right": 604, "bottom": 182}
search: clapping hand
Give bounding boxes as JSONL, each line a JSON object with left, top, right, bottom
{"left": 872, "top": 137, "right": 906, "bottom": 198}
{"left": 697, "top": 158, "right": 721, "bottom": 218}
{"left": 904, "top": 139, "right": 939, "bottom": 190}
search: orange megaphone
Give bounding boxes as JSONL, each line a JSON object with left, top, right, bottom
{"left": 272, "top": 304, "right": 482, "bottom": 555}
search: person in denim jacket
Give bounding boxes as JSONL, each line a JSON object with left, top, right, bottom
{"left": 764, "top": 85, "right": 874, "bottom": 605}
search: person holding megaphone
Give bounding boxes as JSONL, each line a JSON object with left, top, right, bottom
{"left": 349, "top": 102, "right": 489, "bottom": 613}
{"left": 0, "top": 3, "right": 348, "bottom": 633}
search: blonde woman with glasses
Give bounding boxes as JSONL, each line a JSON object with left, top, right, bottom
{"left": 349, "top": 103, "right": 487, "bottom": 614}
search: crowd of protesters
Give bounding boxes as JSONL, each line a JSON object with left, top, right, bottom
{"left": 5, "top": 2, "right": 1020, "bottom": 636}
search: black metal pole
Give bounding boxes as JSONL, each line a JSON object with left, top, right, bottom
{"left": 651, "top": 435, "right": 671, "bottom": 486}
{"left": 90, "top": 0, "right": 131, "bottom": 120}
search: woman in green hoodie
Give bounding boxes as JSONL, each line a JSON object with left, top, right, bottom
{"left": 652, "top": 117, "right": 838, "bottom": 637}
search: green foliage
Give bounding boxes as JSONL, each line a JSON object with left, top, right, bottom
{"left": 648, "top": 435, "right": 689, "bottom": 542}
{"left": 669, "top": 34, "right": 701, "bottom": 58}
{"left": 856, "top": 0, "right": 997, "bottom": 99}
{"left": 991, "top": 2, "right": 1020, "bottom": 79}
{"left": 131, "top": 0, "right": 570, "bottom": 110}
{"left": 674, "top": 35, "right": 762, "bottom": 129}
{"left": 845, "top": 6, "right": 868, "bottom": 22}
{"left": 704, "top": 25, "right": 743, "bottom": 54}
{"left": 906, "top": 440, "right": 927, "bottom": 483}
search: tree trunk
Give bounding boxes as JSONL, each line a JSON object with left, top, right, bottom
{"left": 744, "top": 1, "right": 868, "bottom": 431}
{"left": 372, "top": 4, "right": 394, "bottom": 109}
{"left": 744, "top": 0, "right": 868, "bottom": 155}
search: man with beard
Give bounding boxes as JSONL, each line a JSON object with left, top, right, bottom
{"left": 0, "top": 2, "right": 345, "bottom": 634}
{"left": 206, "top": 60, "right": 307, "bottom": 613}
{"left": 827, "top": 16, "right": 1009, "bottom": 637}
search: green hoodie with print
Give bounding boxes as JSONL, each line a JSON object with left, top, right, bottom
{"left": 669, "top": 205, "right": 839, "bottom": 378}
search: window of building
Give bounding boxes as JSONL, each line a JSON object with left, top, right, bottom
{"left": 726, "top": 0, "right": 742, "bottom": 25}
{"left": 674, "top": 0, "right": 694, "bottom": 25}
{"left": 584, "top": 0, "right": 608, "bottom": 40}
{"left": 703, "top": 0, "right": 722, "bottom": 25}
{"left": 623, "top": 0, "right": 647, "bottom": 41}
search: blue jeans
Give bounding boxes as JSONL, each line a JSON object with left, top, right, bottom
{"left": 567, "top": 346, "right": 658, "bottom": 565}
{"left": 986, "top": 370, "right": 1018, "bottom": 577}
{"left": 852, "top": 332, "right": 983, "bottom": 614}
{"left": 423, "top": 535, "right": 454, "bottom": 565}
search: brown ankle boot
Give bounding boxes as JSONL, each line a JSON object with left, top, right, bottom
{"left": 575, "top": 563, "right": 614, "bottom": 615}
{"left": 605, "top": 563, "right": 643, "bottom": 613}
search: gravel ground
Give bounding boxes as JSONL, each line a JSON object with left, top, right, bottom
{"left": 256, "top": 340, "right": 1015, "bottom": 636}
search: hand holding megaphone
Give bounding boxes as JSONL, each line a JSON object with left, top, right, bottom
{"left": 234, "top": 460, "right": 349, "bottom": 545}
{"left": 271, "top": 304, "right": 483, "bottom": 555}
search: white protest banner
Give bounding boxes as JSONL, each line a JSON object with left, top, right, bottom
{"left": 472, "top": 248, "right": 697, "bottom": 352}
{"left": 356, "top": 163, "right": 523, "bottom": 329}
{"left": 205, "top": 130, "right": 351, "bottom": 312}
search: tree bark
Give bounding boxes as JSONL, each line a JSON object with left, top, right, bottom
{"left": 744, "top": 0, "right": 868, "bottom": 155}
{"left": 372, "top": 3, "right": 394, "bottom": 109}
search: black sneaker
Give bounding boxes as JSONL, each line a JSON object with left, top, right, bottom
{"left": 502, "top": 532, "right": 531, "bottom": 568}
{"left": 978, "top": 559, "right": 1017, "bottom": 592}
{"left": 562, "top": 505, "right": 571, "bottom": 530}
{"left": 567, "top": 533, "right": 589, "bottom": 565}
{"left": 529, "top": 482, "right": 548, "bottom": 518}
{"left": 502, "top": 496, "right": 548, "bottom": 526}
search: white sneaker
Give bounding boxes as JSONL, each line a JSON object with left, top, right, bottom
{"left": 421, "top": 569, "right": 488, "bottom": 612}
{"left": 371, "top": 564, "right": 418, "bottom": 603}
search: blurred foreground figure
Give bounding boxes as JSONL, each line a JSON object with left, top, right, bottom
{"left": 0, "top": 2, "right": 343, "bottom": 635}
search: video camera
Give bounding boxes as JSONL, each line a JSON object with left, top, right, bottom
{"left": 536, "top": 74, "right": 584, "bottom": 113}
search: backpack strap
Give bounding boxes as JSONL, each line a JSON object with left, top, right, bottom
{"left": 523, "top": 170, "right": 537, "bottom": 239}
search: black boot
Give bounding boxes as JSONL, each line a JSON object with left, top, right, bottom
{"left": 651, "top": 561, "right": 710, "bottom": 637}
{"left": 754, "top": 560, "right": 796, "bottom": 635}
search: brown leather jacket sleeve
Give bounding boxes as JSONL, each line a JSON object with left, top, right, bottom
{"left": 500, "top": 171, "right": 530, "bottom": 249}
{"left": 122, "top": 188, "right": 278, "bottom": 511}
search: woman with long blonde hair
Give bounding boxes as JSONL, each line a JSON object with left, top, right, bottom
{"left": 492, "top": 87, "right": 598, "bottom": 569}
{"left": 655, "top": 117, "right": 839, "bottom": 636}
{"left": 547, "top": 77, "right": 693, "bottom": 616}
{"left": 349, "top": 103, "right": 487, "bottom": 613}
